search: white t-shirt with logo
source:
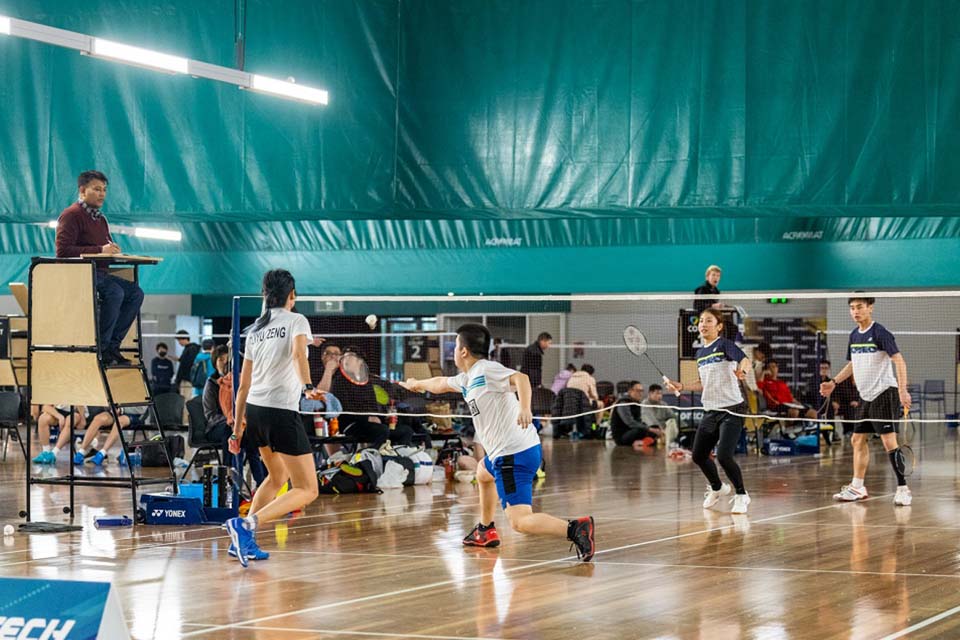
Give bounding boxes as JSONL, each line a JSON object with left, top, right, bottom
{"left": 244, "top": 308, "right": 313, "bottom": 412}
{"left": 446, "top": 359, "right": 540, "bottom": 461}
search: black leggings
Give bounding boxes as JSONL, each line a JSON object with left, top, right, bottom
{"left": 614, "top": 426, "right": 657, "bottom": 447}
{"left": 691, "top": 409, "right": 746, "bottom": 494}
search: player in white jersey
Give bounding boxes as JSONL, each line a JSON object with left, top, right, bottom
{"left": 401, "top": 323, "right": 596, "bottom": 561}
{"left": 820, "top": 296, "right": 913, "bottom": 506}
{"left": 225, "top": 269, "right": 325, "bottom": 566}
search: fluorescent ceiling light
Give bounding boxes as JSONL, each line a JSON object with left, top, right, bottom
{"left": 47, "top": 220, "right": 58, "bottom": 228}
{"left": 250, "top": 74, "right": 328, "bottom": 105}
{"left": 0, "top": 16, "right": 11, "bottom": 35}
{"left": 91, "top": 38, "right": 188, "bottom": 74}
{"left": 134, "top": 227, "right": 182, "bottom": 242}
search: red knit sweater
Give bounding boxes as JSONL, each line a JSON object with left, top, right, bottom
{"left": 55, "top": 202, "right": 111, "bottom": 258}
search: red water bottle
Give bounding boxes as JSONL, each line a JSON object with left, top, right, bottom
{"left": 388, "top": 400, "right": 398, "bottom": 429}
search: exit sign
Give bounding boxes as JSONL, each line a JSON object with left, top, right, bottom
{"left": 768, "top": 298, "right": 789, "bottom": 304}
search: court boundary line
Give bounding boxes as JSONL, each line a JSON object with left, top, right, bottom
{"left": 181, "top": 623, "right": 506, "bottom": 640}
{"left": 179, "top": 493, "right": 894, "bottom": 638}
{"left": 877, "top": 603, "right": 960, "bottom": 640}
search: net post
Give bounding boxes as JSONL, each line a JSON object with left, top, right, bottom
{"left": 815, "top": 330, "right": 823, "bottom": 453}
{"left": 230, "top": 296, "right": 243, "bottom": 508}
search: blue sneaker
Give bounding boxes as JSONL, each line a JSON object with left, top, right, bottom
{"left": 224, "top": 517, "right": 254, "bottom": 568}
{"left": 227, "top": 542, "right": 269, "bottom": 561}
{"left": 32, "top": 451, "right": 56, "bottom": 465}
{"left": 73, "top": 451, "right": 85, "bottom": 465}
{"left": 92, "top": 451, "right": 106, "bottom": 466}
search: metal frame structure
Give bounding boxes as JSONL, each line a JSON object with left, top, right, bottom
{"left": 23, "top": 257, "right": 176, "bottom": 523}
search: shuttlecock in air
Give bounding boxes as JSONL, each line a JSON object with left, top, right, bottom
{"left": 365, "top": 314, "right": 378, "bottom": 330}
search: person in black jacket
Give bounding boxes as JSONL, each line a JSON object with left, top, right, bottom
{"left": 610, "top": 381, "right": 662, "bottom": 450}
{"left": 521, "top": 332, "right": 553, "bottom": 388}
{"left": 202, "top": 345, "right": 266, "bottom": 485}
{"left": 693, "top": 265, "right": 723, "bottom": 315}
{"left": 175, "top": 330, "right": 200, "bottom": 400}
{"left": 150, "top": 342, "right": 175, "bottom": 395}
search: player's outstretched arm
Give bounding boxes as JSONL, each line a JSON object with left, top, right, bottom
{"left": 400, "top": 377, "right": 457, "bottom": 395}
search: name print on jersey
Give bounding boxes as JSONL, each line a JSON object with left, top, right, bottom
{"left": 249, "top": 326, "right": 287, "bottom": 345}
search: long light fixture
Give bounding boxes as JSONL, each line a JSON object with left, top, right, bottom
{"left": 90, "top": 37, "right": 188, "bottom": 74}
{"left": 132, "top": 226, "right": 182, "bottom": 242}
{"left": 41, "top": 221, "right": 182, "bottom": 242}
{"left": 0, "top": 15, "right": 328, "bottom": 106}
{"left": 250, "top": 74, "right": 329, "bottom": 105}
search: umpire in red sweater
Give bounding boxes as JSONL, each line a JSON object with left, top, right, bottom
{"left": 55, "top": 170, "right": 144, "bottom": 365}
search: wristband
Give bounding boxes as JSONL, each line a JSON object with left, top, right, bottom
{"left": 303, "top": 383, "right": 315, "bottom": 393}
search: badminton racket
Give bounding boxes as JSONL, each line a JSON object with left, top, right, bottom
{"left": 623, "top": 326, "right": 679, "bottom": 396}
{"left": 339, "top": 352, "right": 370, "bottom": 386}
{"left": 898, "top": 407, "right": 916, "bottom": 476}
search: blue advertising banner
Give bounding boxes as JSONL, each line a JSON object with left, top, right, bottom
{"left": 0, "top": 577, "right": 129, "bottom": 639}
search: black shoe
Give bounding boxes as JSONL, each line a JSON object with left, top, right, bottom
{"left": 102, "top": 350, "right": 131, "bottom": 366}
{"left": 568, "top": 516, "right": 596, "bottom": 562}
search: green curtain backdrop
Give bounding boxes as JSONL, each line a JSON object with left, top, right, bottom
{"left": 1, "top": 0, "right": 958, "bottom": 293}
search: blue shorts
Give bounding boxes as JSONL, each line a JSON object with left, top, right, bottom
{"left": 483, "top": 444, "right": 542, "bottom": 509}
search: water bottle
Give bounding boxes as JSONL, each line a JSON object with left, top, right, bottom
{"left": 313, "top": 415, "right": 328, "bottom": 437}
{"left": 129, "top": 446, "right": 142, "bottom": 468}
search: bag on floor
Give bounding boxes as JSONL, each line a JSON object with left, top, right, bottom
{"left": 142, "top": 435, "right": 185, "bottom": 467}
{"left": 394, "top": 445, "right": 435, "bottom": 485}
{"left": 318, "top": 448, "right": 384, "bottom": 494}
{"left": 379, "top": 460, "right": 410, "bottom": 489}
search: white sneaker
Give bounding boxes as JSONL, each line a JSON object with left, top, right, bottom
{"left": 702, "top": 483, "right": 732, "bottom": 509}
{"left": 894, "top": 486, "right": 912, "bottom": 506}
{"left": 730, "top": 493, "right": 751, "bottom": 514}
{"left": 833, "top": 485, "right": 869, "bottom": 502}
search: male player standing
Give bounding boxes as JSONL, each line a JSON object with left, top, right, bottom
{"left": 821, "top": 296, "right": 912, "bottom": 506}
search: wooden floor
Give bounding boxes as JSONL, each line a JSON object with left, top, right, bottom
{"left": 2, "top": 431, "right": 960, "bottom": 640}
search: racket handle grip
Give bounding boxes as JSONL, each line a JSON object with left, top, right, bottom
{"left": 662, "top": 375, "right": 681, "bottom": 397}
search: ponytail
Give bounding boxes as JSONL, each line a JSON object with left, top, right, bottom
{"left": 251, "top": 269, "right": 296, "bottom": 332}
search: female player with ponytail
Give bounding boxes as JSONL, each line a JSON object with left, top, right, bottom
{"left": 224, "top": 269, "right": 324, "bottom": 567}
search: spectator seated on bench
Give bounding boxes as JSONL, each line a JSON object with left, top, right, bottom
{"left": 32, "top": 404, "right": 86, "bottom": 465}
{"left": 610, "top": 381, "right": 662, "bottom": 450}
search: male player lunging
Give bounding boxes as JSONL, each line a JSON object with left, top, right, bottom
{"left": 402, "top": 323, "right": 596, "bottom": 561}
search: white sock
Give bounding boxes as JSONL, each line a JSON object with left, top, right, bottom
{"left": 78, "top": 447, "right": 88, "bottom": 455}
{"left": 42, "top": 445, "right": 52, "bottom": 453}
{"left": 243, "top": 514, "right": 258, "bottom": 531}
{"left": 851, "top": 477, "right": 865, "bottom": 489}
{"left": 52, "top": 446, "right": 61, "bottom": 456}
{"left": 91, "top": 437, "right": 99, "bottom": 450}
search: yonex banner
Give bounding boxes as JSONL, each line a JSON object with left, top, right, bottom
{"left": 0, "top": 577, "right": 129, "bottom": 639}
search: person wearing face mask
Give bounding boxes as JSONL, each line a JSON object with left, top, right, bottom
{"left": 151, "top": 342, "right": 176, "bottom": 395}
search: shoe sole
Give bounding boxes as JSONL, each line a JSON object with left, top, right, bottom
{"left": 581, "top": 517, "right": 596, "bottom": 562}
{"left": 463, "top": 539, "right": 500, "bottom": 548}
{"left": 225, "top": 523, "right": 249, "bottom": 568}
{"left": 833, "top": 494, "right": 868, "bottom": 502}
{"left": 227, "top": 548, "right": 269, "bottom": 560}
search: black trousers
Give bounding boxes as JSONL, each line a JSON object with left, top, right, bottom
{"left": 613, "top": 426, "right": 657, "bottom": 447}
{"left": 691, "top": 409, "right": 746, "bottom": 494}
{"left": 342, "top": 418, "right": 414, "bottom": 447}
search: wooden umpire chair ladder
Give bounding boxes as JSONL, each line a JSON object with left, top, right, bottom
{"left": 23, "top": 256, "right": 177, "bottom": 523}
